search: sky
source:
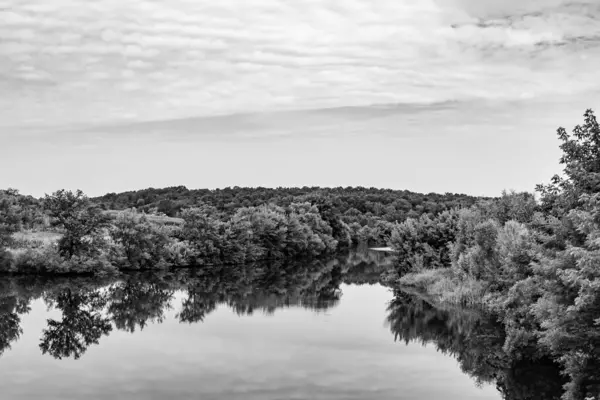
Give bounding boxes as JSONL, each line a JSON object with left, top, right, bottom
{"left": 1, "top": 0, "right": 599, "bottom": 197}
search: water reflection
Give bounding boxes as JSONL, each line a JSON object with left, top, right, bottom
{"left": 40, "top": 289, "right": 112, "bottom": 360}
{"left": 386, "top": 289, "right": 565, "bottom": 400}
{"left": 0, "top": 251, "right": 586, "bottom": 399}
{"left": 108, "top": 279, "right": 174, "bottom": 332}
{"left": 0, "top": 295, "right": 22, "bottom": 357}
{"left": 0, "top": 254, "right": 359, "bottom": 360}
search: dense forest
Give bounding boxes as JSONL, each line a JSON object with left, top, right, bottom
{"left": 93, "top": 186, "right": 481, "bottom": 220}
{"left": 0, "top": 184, "right": 481, "bottom": 275}
{"left": 94, "top": 186, "right": 482, "bottom": 248}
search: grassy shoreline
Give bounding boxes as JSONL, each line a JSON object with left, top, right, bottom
{"left": 397, "top": 269, "right": 493, "bottom": 308}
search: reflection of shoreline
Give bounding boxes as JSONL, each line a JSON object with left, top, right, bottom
{"left": 0, "top": 255, "right": 357, "bottom": 360}
{"left": 0, "top": 249, "right": 399, "bottom": 362}
{"left": 386, "top": 289, "right": 566, "bottom": 400}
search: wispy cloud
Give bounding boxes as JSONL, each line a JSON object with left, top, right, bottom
{"left": 0, "top": 0, "right": 599, "bottom": 131}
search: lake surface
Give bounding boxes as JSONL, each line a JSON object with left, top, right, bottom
{"left": 0, "top": 252, "right": 563, "bottom": 400}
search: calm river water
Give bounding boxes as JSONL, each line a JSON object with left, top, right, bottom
{"left": 0, "top": 252, "right": 562, "bottom": 399}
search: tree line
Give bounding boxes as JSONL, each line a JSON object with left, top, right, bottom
{"left": 94, "top": 186, "right": 482, "bottom": 246}
{"left": 0, "top": 184, "right": 482, "bottom": 274}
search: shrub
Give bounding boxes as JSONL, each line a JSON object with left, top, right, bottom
{"left": 9, "top": 247, "right": 63, "bottom": 274}
{"left": 109, "top": 211, "right": 173, "bottom": 270}
{"left": 0, "top": 249, "right": 13, "bottom": 272}
{"left": 8, "top": 246, "right": 116, "bottom": 275}
{"left": 495, "top": 221, "right": 538, "bottom": 288}
{"left": 390, "top": 210, "right": 460, "bottom": 275}
{"left": 44, "top": 190, "right": 110, "bottom": 259}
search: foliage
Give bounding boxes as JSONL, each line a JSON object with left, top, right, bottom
{"left": 3, "top": 109, "right": 600, "bottom": 399}
{"left": 479, "top": 190, "right": 538, "bottom": 225}
{"left": 287, "top": 202, "right": 338, "bottom": 255}
{"left": 93, "top": 186, "right": 483, "bottom": 247}
{"left": 175, "top": 202, "right": 341, "bottom": 266}
{"left": 178, "top": 205, "right": 228, "bottom": 265}
{"left": 109, "top": 210, "right": 173, "bottom": 270}
{"left": 94, "top": 186, "right": 481, "bottom": 218}
{"left": 0, "top": 189, "right": 46, "bottom": 242}
{"left": 44, "top": 190, "right": 110, "bottom": 259}
{"left": 536, "top": 109, "right": 600, "bottom": 217}
{"left": 395, "top": 109, "right": 600, "bottom": 400}
{"left": 0, "top": 189, "right": 22, "bottom": 248}
{"left": 6, "top": 246, "right": 116, "bottom": 275}
{"left": 389, "top": 209, "right": 460, "bottom": 275}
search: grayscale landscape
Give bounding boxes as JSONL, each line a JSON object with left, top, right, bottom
{"left": 1, "top": 1, "right": 599, "bottom": 399}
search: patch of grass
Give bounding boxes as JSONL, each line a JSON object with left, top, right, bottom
{"left": 398, "top": 268, "right": 452, "bottom": 288}
{"left": 429, "top": 276, "right": 487, "bottom": 307}
{"left": 399, "top": 268, "right": 488, "bottom": 307}
{"left": 10, "top": 230, "right": 62, "bottom": 249}
{"left": 103, "top": 210, "right": 184, "bottom": 226}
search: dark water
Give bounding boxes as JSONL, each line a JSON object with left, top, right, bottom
{"left": 0, "top": 252, "right": 564, "bottom": 400}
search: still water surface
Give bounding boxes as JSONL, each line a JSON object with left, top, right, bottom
{"left": 0, "top": 253, "right": 527, "bottom": 399}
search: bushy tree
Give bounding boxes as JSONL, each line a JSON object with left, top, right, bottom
{"left": 288, "top": 202, "right": 338, "bottom": 256}
{"left": 0, "top": 189, "right": 22, "bottom": 248}
{"left": 297, "top": 194, "right": 352, "bottom": 248}
{"left": 44, "top": 190, "right": 110, "bottom": 259}
{"left": 109, "top": 210, "right": 173, "bottom": 270}
{"left": 536, "top": 109, "right": 600, "bottom": 217}
{"left": 480, "top": 190, "right": 538, "bottom": 225}
{"left": 529, "top": 193, "right": 600, "bottom": 400}
{"left": 178, "top": 205, "right": 225, "bottom": 266}
{"left": 220, "top": 216, "right": 263, "bottom": 264}
{"left": 390, "top": 210, "right": 460, "bottom": 274}
{"left": 233, "top": 204, "right": 289, "bottom": 260}
{"left": 495, "top": 221, "right": 538, "bottom": 289}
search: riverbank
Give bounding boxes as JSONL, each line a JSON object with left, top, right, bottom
{"left": 396, "top": 269, "right": 491, "bottom": 308}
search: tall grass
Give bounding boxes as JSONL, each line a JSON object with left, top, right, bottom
{"left": 10, "top": 230, "right": 62, "bottom": 249}
{"left": 399, "top": 268, "right": 488, "bottom": 307}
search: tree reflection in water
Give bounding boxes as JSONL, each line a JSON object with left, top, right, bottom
{"left": 107, "top": 278, "right": 174, "bottom": 333}
{"left": 386, "top": 289, "right": 566, "bottom": 400}
{"left": 0, "top": 255, "right": 356, "bottom": 360}
{"left": 0, "top": 296, "right": 23, "bottom": 357}
{"left": 39, "top": 289, "right": 112, "bottom": 360}
{"left": 0, "top": 250, "right": 596, "bottom": 400}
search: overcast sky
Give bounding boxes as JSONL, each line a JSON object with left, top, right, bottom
{"left": 1, "top": 0, "right": 599, "bottom": 197}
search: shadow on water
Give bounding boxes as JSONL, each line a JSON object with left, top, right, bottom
{"left": 0, "top": 250, "right": 592, "bottom": 400}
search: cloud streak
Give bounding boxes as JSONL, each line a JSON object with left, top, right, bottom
{"left": 0, "top": 0, "right": 599, "bottom": 131}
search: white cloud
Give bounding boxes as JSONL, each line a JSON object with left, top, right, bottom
{"left": 0, "top": 0, "right": 599, "bottom": 130}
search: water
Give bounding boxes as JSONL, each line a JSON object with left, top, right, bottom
{"left": 0, "top": 252, "right": 562, "bottom": 399}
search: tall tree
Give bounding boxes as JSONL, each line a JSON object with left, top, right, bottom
{"left": 536, "top": 109, "right": 600, "bottom": 217}
{"left": 44, "top": 190, "right": 110, "bottom": 259}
